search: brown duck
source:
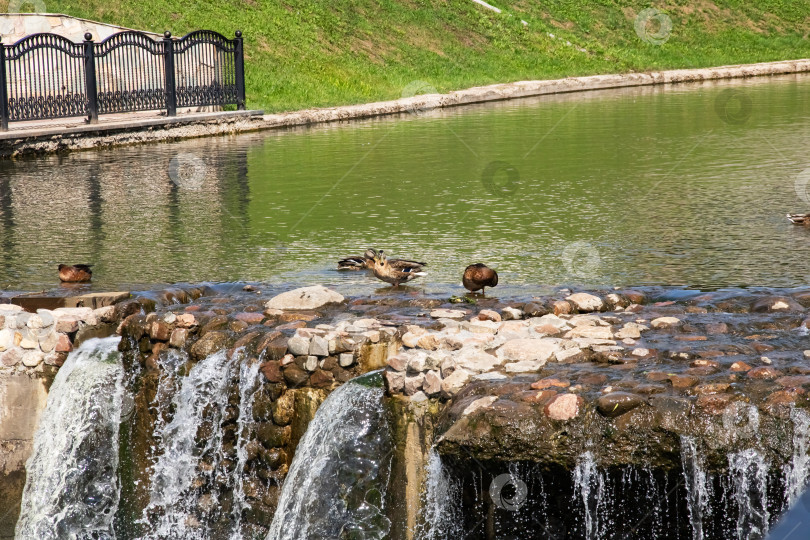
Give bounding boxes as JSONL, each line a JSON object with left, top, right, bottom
{"left": 338, "top": 248, "right": 427, "bottom": 271}
{"left": 463, "top": 263, "right": 498, "bottom": 294}
{"left": 58, "top": 264, "right": 92, "bottom": 283}
{"left": 369, "top": 250, "right": 427, "bottom": 287}
{"left": 787, "top": 213, "right": 810, "bottom": 225}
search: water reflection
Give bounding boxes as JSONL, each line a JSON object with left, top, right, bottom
{"left": 1, "top": 73, "right": 809, "bottom": 294}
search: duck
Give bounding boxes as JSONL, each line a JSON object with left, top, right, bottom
{"left": 787, "top": 213, "right": 810, "bottom": 225}
{"left": 338, "top": 248, "right": 427, "bottom": 271}
{"left": 463, "top": 263, "right": 498, "bottom": 294}
{"left": 58, "top": 264, "right": 92, "bottom": 283}
{"left": 369, "top": 250, "right": 427, "bottom": 287}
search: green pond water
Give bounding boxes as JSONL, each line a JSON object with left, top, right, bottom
{"left": 1, "top": 73, "right": 810, "bottom": 296}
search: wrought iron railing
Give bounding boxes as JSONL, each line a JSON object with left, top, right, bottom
{"left": 0, "top": 29, "right": 245, "bottom": 130}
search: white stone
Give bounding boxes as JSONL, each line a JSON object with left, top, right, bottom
{"left": 463, "top": 396, "right": 498, "bottom": 416}
{"left": 496, "top": 338, "right": 561, "bottom": 364}
{"left": 537, "top": 314, "right": 570, "bottom": 328}
{"left": 265, "top": 286, "right": 344, "bottom": 310}
{"left": 287, "top": 335, "right": 310, "bottom": 356}
{"left": 404, "top": 373, "right": 425, "bottom": 395}
{"left": 502, "top": 307, "right": 523, "bottom": 320}
{"left": 554, "top": 347, "right": 583, "bottom": 362}
{"left": 402, "top": 331, "right": 422, "bottom": 348}
{"left": 566, "top": 326, "right": 613, "bottom": 340}
{"left": 615, "top": 325, "right": 642, "bottom": 339}
{"left": 469, "top": 319, "right": 499, "bottom": 334}
{"left": 566, "top": 293, "right": 604, "bottom": 312}
{"left": 94, "top": 305, "right": 116, "bottom": 322}
{"left": 423, "top": 370, "right": 442, "bottom": 396}
{"left": 441, "top": 368, "right": 472, "bottom": 397}
{"left": 304, "top": 356, "right": 319, "bottom": 372}
{"left": 39, "top": 331, "right": 58, "bottom": 353}
{"left": 505, "top": 360, "right": 545, "bottom": 373}
{"left": 0, "top": 329, "right": 13, "bottom": 352}
{"left": 163, "top": 312, "right": 178, "bottom": 324}
{"left": 472, "top": 372, "right": 507, "bottom": 381}
{"left": 455, "top": 350, "right": 503, "bottom": 373}
{"left": 0, "top": 304, "right": 22, "bottom": 313}
{"left": 309, "top": 336, "right": 329, "bottom": 356}
{"left": 631, "top": 348, "right": 650, "bottom": 357}
{"left": 339, "top": 353, "right": 355, "bottom": 367}
{"left": 22, "top": 350, "right": 44, "bottom": 367}
{"left": 429, "top": 309, "right": 467, "bottom": 320}
{"left": 651, "top": 317, "right": 681, "bottom": 329}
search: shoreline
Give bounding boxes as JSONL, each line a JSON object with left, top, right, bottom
{"left": 2, "top": 58, "right": 809, "bottom": 157}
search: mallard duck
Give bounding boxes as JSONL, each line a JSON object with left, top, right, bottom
{"left": 369, "top": 250, "right": 427, "bottom": 287}
{"left": 787, "top": 213, "right": 810, "bottom": 225}
{"left": 58, "top": 264, "right": 92, "bottom": 283}
{"left": 338, "top": 248, "right": 427, "bottom": 271}
{"left": 463, "top": 263, "right": 498, "bottom": 294}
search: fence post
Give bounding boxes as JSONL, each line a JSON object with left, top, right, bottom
{"left": 83, "top": 33, "right": 99, "bottom": 124}
{"left": 234, "top": 30, "right": 245, "bottom": 110}
{"left": 0, "top": 43, "right": 9, "bottom": 131}
{"left": 163, "top": 31, "right": 177, "bottom": 117}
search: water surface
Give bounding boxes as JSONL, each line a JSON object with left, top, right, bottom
{"left": 1, "top": 74, "right": 809, "bottom": 295}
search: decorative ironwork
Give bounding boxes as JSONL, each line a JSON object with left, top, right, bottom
{"left": 1, "top": 29, "right": 245, "bottom": 129}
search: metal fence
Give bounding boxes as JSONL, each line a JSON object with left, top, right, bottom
{"left": 0, "top": 29, "right": 245, "bottom": 130}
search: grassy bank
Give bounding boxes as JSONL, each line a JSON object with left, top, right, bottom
{"left": 3, "top": 0, "right": 809, "bottom": 112}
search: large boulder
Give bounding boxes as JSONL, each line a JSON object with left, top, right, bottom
{"left": 265, "top": 286, "right": 344, "bottom": 311}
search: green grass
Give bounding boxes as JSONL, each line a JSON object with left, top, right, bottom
{"left": 3, "top": 0, "right": 809, "bottom": 112}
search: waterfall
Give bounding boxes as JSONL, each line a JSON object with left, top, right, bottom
{"left": 230, "top": 361, "right": 261, "bottom": 540}
{"left": 15, "top": 337, "right": 125, "bottom": 540}
{"left": 414, "top": 449, "right": 462, "bottom": 540}
{"left": 783, "top": 408, "right": 810, "bottom": 508}
{"left": 266, "top": 372, "right": 393, "bottom": 540}
{"left": 140, "top": 349, "right": 236, "bottom": 539}
{"left": 681, "top": 436, "right": 712, "bottom": 540}
{"left": 729, "top": 449, "right": 770, "bottom": 539}
{"left": 573, "top": 451, "right": 605, "bottom": 540}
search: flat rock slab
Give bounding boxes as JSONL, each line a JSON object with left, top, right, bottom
{"left": 265, "top": 286, "right": 344, "bottom": 310}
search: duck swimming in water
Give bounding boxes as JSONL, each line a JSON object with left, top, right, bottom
{"left": 58, "top": 264, "right": 92, "bottom": 283}
{"left": 369, "top": 250, "right": 427, "bottom": 287}
{"left": 338, "top": 248, "right": 427, "bottom": 271}
{"left": 463, "top": 263, "right": 498, "bottom": 294}
{"left": 787, "top": 213, "right": 810, "bottom": 225}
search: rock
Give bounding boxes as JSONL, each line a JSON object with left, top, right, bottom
{"left": 304, "top": 356, "right": 319, "bottom": 372}
{"left": 17, "top": 329, "right": 37, "bottom": 349}
{"left": 176, "top": 313, "right": 198, "bottom": 328}
{"left": 401, "top": 332, "right": 422, "bottom": 348}
{"left": 497, "top": 338, "right": 561, "bottom": 364}
{"left": 747, "top": 366, "right": 782, "bottom": 379}
{"left": 477, "top": 309, "right": 501, "bottom": 322}
{"left": 622, "top": 290, "right": 646, "bottom": 304}
{"left": 387, "top": 355, "right": 409, "bottom": 372}
{"left": 468, "top": 320, "right": 499, "bottom": 335}
{"left": 423, "top": 370, "right": 442, "bottom": 396}
{"left": 287, "top": 335, "right": 310, "bottom": 356}
{"left": 417, "top": 334, "right": 440, "bottom": 350}
{"left": 472, "top": 372, "right": 507, "bottom": 382}
{"left": 404, "top": 373, "right": 425, "bottom": 395}
{"left": 22, "top": 350, "right": 44, "bottom": 367}
{"left": 441, "top": 368, "right": 472, "bottom": 398}
{"left": 169, "top": 328, "right": 188, "bottom": 348}
{"left": 430, "top": 309, "right": 467, "bottom": 319}
{"left": 384, "top": 370, "right": 405, "bottom": 393}
{"left": 339, "top": 353, "right": 354, "bottom": 367}
{"left": 282, "top": 365, "right": 308, "bottom": 387}
{"left": 455, "top": 350, "right": 502, "bottom": 373}
{"left": 150, "top": 321, "right": 171, "bottom": 341}
{"left": 705, "top": 323, "right": 728, "bottom": 334}
{"left": 651, "top": 317, "right": 681, "bottom": 329}
{"left": 531, "top": 378, "right": 570, "bottom": 390}
{"left": 44, "top": 352, "right": 67, "bottom": 367}
{"left": 462, "top": 396, "right": 498, "bottom": 416}
{"left": 259, "top": 360, "right": 282, "bottom": 383}
{"left": 0, "top": 348, "right": 22, "bottom": 367}
{"left": 505, "top": 360, "right": 545, "bottom": 373}
{"left": 262, "top": 286, "right": 340, "bottom": 311}
{"left": 751, "top": 296, "right": 803, "bottom": 313}
{"left": 28, "top": 311, "right": 54, "bottom": 329}
{"left": 309, "top": 335, "right": 329, "bottom": 356}
{"left": 554, "top": 347, "right": 584, "bottom": 363}
{"left": 615, "top": 325, "right": 642, "bottom": 339}
{"left": 38, "top": 331, "right": 58, "bottom": 353}
{"left": 668, "top": 375, "right": 698, "bottom": 389}
{"left": 596, "top": 392, "right": 644, "bottom": 418}
{"left": 566, "top": 293, "right": 603, "bottom": 312}
{"left": 631, "top": 348, "right": 650, "bottom": 357}
{"left": 0, "top": 328, "right": 12, "bottom": 352}
{"left": 544, "top": 393, "right": 584, "bottom": 421}
{"left": 696, "top": 393, "right": 734, "bottom": 414}
{"left": 309, "top": 369, "right": 334, "bottom": 388}
{"left": 730, "top": 361, "right": 752, "bottom": 372}
{"left": 552, "top": 300, "right": 572, "bottom": 316}
{"left": 523, "top": 302, "right": 548, "bottom": 317}
{"left": 190, "top": 331, "right": 230, "bottom": 361}
{"left": 502, "top": 307, "right": 523, "bottom": 320}
{"left": 567, "top": 326, "right": 613, "bottom": 340}
{"left": 55, "top": 316, "right": 80, "bottom": 333}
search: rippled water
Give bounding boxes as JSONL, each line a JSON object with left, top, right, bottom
{"left": 2, "top": 74, "right": 810, "bottom": 294}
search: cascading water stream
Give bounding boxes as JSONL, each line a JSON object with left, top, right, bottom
{"left": 414, "top": 449, "right": 462, "bottom": 540}
{"left": 681, "top": 436, "right": 712, "bottom": 540}
{"left": 230, "top": 361, "right": 261, "bottom": 540}
{"left": 783, "top": 408, "right": 810, "bottom": 507}
{"left": 573, "top": 451, "right": 605, "bottom": 540}
{"left": 139, "top": 349, "right": 236, "bottom": 539}
{"left": 266, "top": 371, "right": 393, "bottom": 540}
{"left": 729, "top": 449, "right": 771, "bottom": 540}
{"left": 15, "top": 337, "right": 126, "bottom": 540}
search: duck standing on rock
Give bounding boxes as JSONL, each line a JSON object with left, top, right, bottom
{"left": 58, "top": 264, "right": 92, "bottom": 283}
{"left": 369, "top": 250, "right": 427, "bottom": 287}
{"left": 463, "top": 263, "right": 498, "bottom": 294}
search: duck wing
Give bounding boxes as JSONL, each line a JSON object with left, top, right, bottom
{"left": 389, "top": 259, "right": 427, "bottom": 271}
{"left": 337, "top": 256, "right": 370, "bottom": 270}
{"left": 787, "top": 213, "right": 810, "bottom": 225}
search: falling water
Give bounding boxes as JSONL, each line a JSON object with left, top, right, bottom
{"left": 414, "top": 449, "right": 462, "bottom": 540}
{"left": 15, "top": 337, "right": 125, "bottom": 540}
{"left": 140, "top": 349, "right": 235, "bottom": 539}
{"left": 573, "top": 451, "right": 605, "bottom": 540}
{"left": 681, "top": 436, "right": 712, "bottom": 540}
{"left": 729, "top": 449, "right": 770, "bottom": 539}
{"left": 266, "top": 372, "right": 393, "bottom": 540}
{"left": 783, "top": 408, "right": 810, "bottom": 508}
{"left": 230, "top": 361, "right": 261, "bottom": 540}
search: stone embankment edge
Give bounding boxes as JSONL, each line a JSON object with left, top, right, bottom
{"left": 2, "top": 58, "right": 809, "bottom": 157}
